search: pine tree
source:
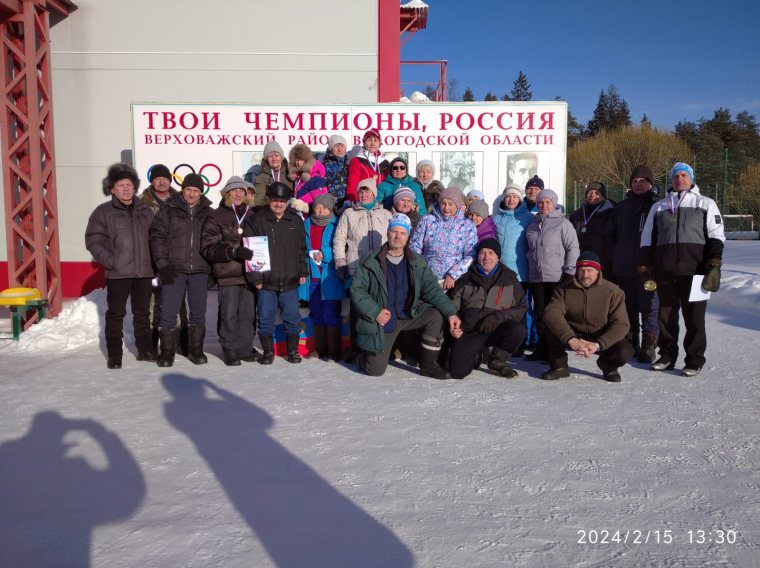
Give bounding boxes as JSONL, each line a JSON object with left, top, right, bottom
{"left": 586, "top": 84, "right": 632, "bottom": 136}
{"left": 641, "top": 113, "right": 651, "bottom": 127}
{"left": 510, "top": 70, "right": 533, "bottom": 101}
{"left": 484, "top": 91, "right": 497, "bottom": 101}
{"left": 500, "top": 93, "right": 511, "bottom": 101}
{"left": 463, "top": 87, "right": 475, "bottom": 102}
{"left": 423, "top": 84, "right": 438, "bottom": 101}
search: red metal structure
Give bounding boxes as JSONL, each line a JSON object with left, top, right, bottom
{"left": 399, "top": 0, "right": 429, "bottom": 47}
{"left": 0, "top": 0, "right": 73, "bottom": 320}
{"left": 400, "top": 60, "right": 447, "bottom": 102}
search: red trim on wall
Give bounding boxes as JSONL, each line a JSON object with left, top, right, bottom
{"left": 377, "top": 0, "right": 400, "bottom": 102}
{"left": 1, "top": 261, "right": 106, "bottom": 298}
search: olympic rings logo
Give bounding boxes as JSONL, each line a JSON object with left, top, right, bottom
{"left": 147, "top": 163, "right": 223, "bottom": 196}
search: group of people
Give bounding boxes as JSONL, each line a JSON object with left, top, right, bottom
{"left": 86, "top": 129, "right": 724, "bottom": 382}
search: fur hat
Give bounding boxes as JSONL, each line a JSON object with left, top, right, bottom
{"left": 288, "top": 144, "right": 316, "bottom": 182}
{"left": 182, "top": 173, "right": 204, "bottom": 190}
{"left": 630, "top": 164, "right": 654, "bottom": 187}
{"left": 263, "top": 140, "right": 284, "bottom": 159}
{"left": 586, "top": 182, "right": 607, "bottom": 199}
{"left": 416, "top": 159, "right": 435, "bottom": 176}
{"left": 536, "top": 189, "right": 558, "bottom": 208}
{"left": 466, "top": 199, "right": 490, "bottom": 219}
{"left": 439, "top": 186, "right": 464, "bottom": 210}
{"left": 357, "top": 178, "right": 378, "bottom": 198}
{"left": 102, "top": 162, "right": 140, "bottom": 196}
{"left": 149, "top": 164, "right": 171, "bottom": 183}
{"left": 502, "top": 184, "right": 524, "bottom": 199}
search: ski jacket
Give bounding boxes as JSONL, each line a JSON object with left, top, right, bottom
{"left": 303, "top": 216, "right": 346, "bottom": 300}
{"left": 525, "top": 208, "right": 579, "bottom": 283}
{"left": 492, "top": 200, "right": 533, "bottom": 282}
{"left": 149, "top": 193, "right": 213, "bottom": 274}
{"left": 346, "top": 151, "right": 389, "bottom": 201}
{"left": 200, "top": 194, "right": 255, "bottom": 287}
{"left": 569, "top": 200, "right": 615, "bottom": 278}
{"left": 604, "top": 189, "right": 661, "bottom": 278}
{"left": 332, "top": 201, "right": 393, "bottom": 275}
{"left": 377, "top": 175, "right": 427, "bottom": 215}
{"left": 322, "top": 148, "right": 350, "bottom": 200}
{"left": 475, "top": 216, "right": 497, "bottom": 242}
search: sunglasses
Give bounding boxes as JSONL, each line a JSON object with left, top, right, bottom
{"left": 392, "top": 166, "right": 407, "bottom": 171}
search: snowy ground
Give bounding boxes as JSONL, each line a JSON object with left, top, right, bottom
{"left": 1, "top": 241, "right": 759, "bottom": 567}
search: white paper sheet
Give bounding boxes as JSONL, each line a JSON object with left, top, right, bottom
{"left": 689, "top": 275, "right": 712, "bottom": 302}
{"left": 243, "top": 236, "right": 271, "bottom": 272}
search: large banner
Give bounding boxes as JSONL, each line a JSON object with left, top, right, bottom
{"left": 131, "top": 102, "right": 568, "bottom": 204}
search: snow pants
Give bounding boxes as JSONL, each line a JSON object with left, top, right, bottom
{"left": 105, "top": 277, "right": 153, "bottom": 357}
{"left": 656, "top": 275, "right": 708, "bottom": 369}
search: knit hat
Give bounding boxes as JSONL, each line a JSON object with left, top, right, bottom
{"left": 393, "top": 186, "right": 416, "bottom": 205}
{"left": 467, "top": 190, "right": 485, "bottom": 201}
{"left": 182, "top": 173, "right": 204, "bottom": 190}
{"left": 586, "top": 182, "right": 607, "bottom": 199}
{"left": 416, "top": 159, "right": 435, "bottom": 176}
{"left": 670, "top": 162, "right": 694, "bottom": 182}
{"left": 467, "top": 199, "right": 489, "bottom": 219}
{"left": 389, "top": 156, "right": 408, "bottom": 174}
{"left": 149, "top": 164, "right": 171, "bottom": 183}
{"left": 357, "top": 178, "right": 378, "bottom": 198}
{"left": 102, "top": 162, "right": 140, "bottom": 196}
{"left": 576, "top": 251, "right": 601, "bottom": 271}
{"left": 439, "top": 186, "right": 464, "bottom": 210}
{"left": 502, "top": 184, "right": 524, "bottom": 199}
{"left": 327, "top": 134, "right": 347, "bottom": 151}
{"left": 525, "top": 175, "right": 544, "bottom": 191}
{"left": 536, "top": 189, "right": 558, "bottom": 208}
{"left": 388, "top": 213, "right": 412, "bottom": 234}
{"left": 222, "top": 175, "right": 248, "bottom": 193}
{"left": 363, "top": 128, "right": 382, "bottom": 146}
{"left": 630, "top": 164, "right": 654, "bottom": 187}
{"left": 312, "top": 192, "right": 336, "bottom": 212}
{"left": 477, "top": 237, "right": 501, "bottom": 259}
{"left": 263, "top": 140, "right": 284, "bottom": 159}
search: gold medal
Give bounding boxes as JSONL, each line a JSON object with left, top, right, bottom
{"left": 644, "top": 280, "right": 657, "bottom": 291}
{"left": 237, "top": 227, "right": 243, "bottom": 234}
{"left": 373, "top": 174, "right": 378, "bottom": 180}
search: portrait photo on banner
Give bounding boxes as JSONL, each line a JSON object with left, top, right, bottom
{"left": 433, "top": 151, "right": 483, "bottom": 194}
{"left": 498, "top": 151, "right": 551, "bottom": 192}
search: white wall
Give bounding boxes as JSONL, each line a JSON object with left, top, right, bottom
{"left": 45, "top": 0, "right": 379, "bottom": 262}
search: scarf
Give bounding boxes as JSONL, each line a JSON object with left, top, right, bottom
{"left": 311, "top": 209, "right": 334, "bottom": 227}
{"left": 360, "top": 199, "right": 377, "bottom": 211}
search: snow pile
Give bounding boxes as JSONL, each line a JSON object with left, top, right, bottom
{"left": 409, "top": 91, "right": 430, "bottom": 103}
{"left": 708, "top": 270, "right": 760, "bottom": 314}
{"left": 399, "top": 96, "right": 411, "bottom": 103}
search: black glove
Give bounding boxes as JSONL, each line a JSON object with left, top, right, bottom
{"left": 702, "top": 259, "right": 722, "bottom": 292}
{"left": 159, "top": 266, "right": 176, "bottom": 286}
{"left": 561, "top": 272, "right": 574, "bottom": 284}
{"left": 337, "top": 266, "right": 350, "bottom": 280}
{"left": 234, "top": 246, "right": 253, "bottom": 261}
{"left": 478, "top": 313, "right": 501, "bottom": 335}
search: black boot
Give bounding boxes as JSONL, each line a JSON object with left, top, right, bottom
{"left": 286, "top": 334, "right": 302, "bottom": 364}
{"left": 188, "top": 325, "right": 208, "bottom": 365}
{"left": 107, "top": 356, "right": 122, "bottom": 369}
{"left": 178, "top": 326, "right": 189, "bottom": 357}
{"left": 239, "top": 347, "right": 262, "bottom": 363}
{"left": 313, "top": 325, "right": 328, "bottom": 359}
{"left": 419, "top": 343, "right": 451, "bottom": 380}
{"left": 259, "top": 335, "right": 275, "bottom": 365}
{"left": 488, "top": 347, "right": 519, "bottom": 379}
{"left": 151, "top": 327, "right": 159, "bottom": 350}
{"left": 136, "top": 349, "right": 159, "bottom": 362}
{"left": 222, "top": 348, "right": 241, "bottom": 366}
{"left": 597, "top": 359, "right": 621, "bottom": 382}
{"left": 158, "top": 327, "right": 177, "bottom": 368}
{"left": 328, "top": 326, "right": 343, "bottom": 362}
{"left": 638, "top": 332, "right": 658, "bottom": 364}
{"left": 541, "top": 367, "right": 570, "bottom": 380}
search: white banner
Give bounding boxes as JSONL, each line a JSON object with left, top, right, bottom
{"left": 131, "top": 102, "right": 568, "bottom": 204}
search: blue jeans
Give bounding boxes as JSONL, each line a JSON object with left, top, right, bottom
{"left": 309, "top": 281, "right": 342, "bottom": 327}
{"left": 257, "top": 288, "right": 301, "bottom": 337}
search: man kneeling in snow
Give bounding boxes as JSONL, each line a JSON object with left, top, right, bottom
{"left": 541, "top": 252, "right": 634, "bottom": 382}
{"left": 350, "top": 213, "right": 462, "bottom": 380}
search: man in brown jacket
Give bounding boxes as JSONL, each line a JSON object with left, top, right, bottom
{"left": 542, "top": 252, "right": 634, "bottom": 382}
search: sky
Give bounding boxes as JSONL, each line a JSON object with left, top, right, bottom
{"left": 400, "top": 0, "right": 760, "bottom": 129}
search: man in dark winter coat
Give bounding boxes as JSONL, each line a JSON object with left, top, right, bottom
{"left": 85, "top": 163, "right": 155, "bottom": 369}
{"left": 448, "top": 238, "right": 528, "bottom": 380}
{"left": 639, "top": 162, "right": 725, "bottom": 377}
{"left": 350, "top": 213, "right": 462, "bottom": 380}
{"left": 201, "top": 176, "right": 261, "bottom": 366}
{"left": 243, "top": 181, "right": 307, "bottom": 365}
{"left": 542, "top": 252, "right": 634, "bottom": 382}
{"left": 604, "top": 165, "right": 662, "bottom": 363}
{"left": 569, "top": 182, "right": 614, "bottom": 280}
{"left": 149, "top": 173, "right": 213, "bottom": 367}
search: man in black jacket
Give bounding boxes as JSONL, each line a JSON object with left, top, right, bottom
{"left": 243, "top": 182, "right": 307, "bottom": 365}
{"left": 448, "top": 238, "right": 528, "bottom": 379}
{"left": 149, "top": 173, "right": 213, "bottom": 367}
{"left": 570, "top": 182, "right": 614, "bottom": 280}
{"left": 85, "top": 163, "right": 156, "bottom": 369}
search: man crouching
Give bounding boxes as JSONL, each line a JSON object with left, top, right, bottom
{"left": 542, "top": 252, "right": 634, "bottom": 382}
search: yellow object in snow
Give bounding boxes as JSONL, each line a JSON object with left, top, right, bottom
{"left": 0, "top": 287, "right": 42, "bottom": 306}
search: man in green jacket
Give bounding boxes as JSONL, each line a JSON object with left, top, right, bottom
{"left": 350, "top": 213, "right": 461, "bottom": 380}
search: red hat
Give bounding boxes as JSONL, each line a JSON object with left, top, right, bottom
{"left": 363, "top": 128, "right": 382, "bottom": 146}
{"left": 576, "top": 251, "right": 601, "bottom": 271}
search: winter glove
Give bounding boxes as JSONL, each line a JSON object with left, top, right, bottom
{"left": 477, "top": 313, "right": 502, "bottom": 335}
{"left": 159, "top": 266, "right": 176, "bottom": 286}
{"left": 289, "top": 198, "right": 309, "bottom": 214}
{"left": 637, "top": 265, "right": 655, "bottom": 285}
{"left": 561, "top": 272, "right": 574, "bottom": 284}
{"left": 337, "top": 266, "right": 350, "bottom": 280}
{"left": 234, "top": 246, "right": 253, "bottom": 261}
{"left": 702, "top": 259, "right": 722, "bottom": 292}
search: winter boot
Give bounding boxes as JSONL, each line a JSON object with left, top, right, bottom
{"left": 151, "top": 327, "right": 160, "bottom": 350}
{"left": 328, "top": 326, "right": 343, "bottom": 362}
{"left": 597, "top": 359, "right": 621, "bottom": 383}
{"left": 188, "top": 325, "right": 208, "bottom": 365}
{"left": 239, "top": 347, "right": 262, "bottom": 363}
{"left": 488, "top": 347, "right": 519, "bottom": 379}
{"left": 418, "top": 340, "right": 451, "bottom": 380}
{"left": 681, "top": 366, "right": 701, "bottom": 377}
{"left": 158, "top": 327, "right": 177, "bottom": 368}
{"left": 136, "top": 349, "right": 159, "bottom": 363}
{"left": 312, "top": 325, "right": 328, "bottom": 359}
{"left": 259, "top": 335, "right": 275, "bottom": 365}
{"left": 638, "top": 332, "right": 658, "bottom": 364}
{"left": 540, "top": 367, "right": 570, "bottom": 381}
{"left": 626, "top": 331, "right": 641, "bottom": 358}
{"left": 178, "top": 326, "right": 190, "bottom": 357}
{"left": 286, "top": 334, "right": 302, "bottom": 364}
{"left": 650, "top": 355, "right": 675, "bottom": 372}
{"left": 107, "top": 356, "right": 122, "bottom": 369}
{"left": 222, "top": 348, "right": 241, "bottom": 366}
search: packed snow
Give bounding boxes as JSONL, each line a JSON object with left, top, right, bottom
{"left": 1, "top": 240, "right": 759, "bottom": 567}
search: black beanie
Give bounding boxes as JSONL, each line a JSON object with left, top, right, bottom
{"left": 586, "top": 182, "right": 607, "bottom": 199}
{"left": 525, "top": 175, "right": 544, "bottom": 191}
{"left": 477, "top": 237, "right": 502, "bottom": 259}
{"left": 182, "top": 173, "right": 204, "bottom": 190}
{"left": 576, "top": 251, "right": 602, "bottom": 271}
{"left": 630, "top": 164, "right": 654, "bottom": 187}
{"left": 150, "top": 164, "right": 172, "bottom": 183}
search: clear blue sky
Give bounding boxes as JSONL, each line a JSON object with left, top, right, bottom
{"left": 400, "top": 0, "right": 760, "bottom": 128}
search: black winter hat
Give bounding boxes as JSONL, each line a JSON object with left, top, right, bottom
{"left": 182, "top": 173, "right": 205, "bottom": 190}
{"left": 102, "top": 162, "right": 140, "bottom": 196}
{"left": 576, "top": 251, "right": 602, "bottom": 271}
{"left": 630, "top": 164, "right": 654, "bottom": 187}
{"left": 525, "top": 175, "right": 544, "bottom": 191}
{"left": 267, "top": 181, "right": 292, "bottom": 199}
{"left": 149, "top": 164, "right": 172, "bottom": 183}
{"left": 477, "top": 237, "right": 502, "bottom": 259}
{"left": 586, "top": 182, "right": 607, "bottom": 199}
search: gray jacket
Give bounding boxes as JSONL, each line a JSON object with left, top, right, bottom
{"left": 525, "top": 208, "right": 579, "bottom": 283}
{"left": 85, "top": 195, "right": 155, "bottom": 279}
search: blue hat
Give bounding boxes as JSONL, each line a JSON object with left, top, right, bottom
{"left": 388, "top": 213, "right": 412, "bottom": 234}
{"left": 670, "top": 162, "right": 694, "bottom": 182}
{"left": 467, "top": 190, "right": 485, "bottom": 201}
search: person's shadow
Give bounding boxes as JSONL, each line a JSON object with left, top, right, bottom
{"left": 0, "top": 411, "right": 145, "bottom": 567}
{"left": 162, "top": 374, "right": 414, "bottom": 568}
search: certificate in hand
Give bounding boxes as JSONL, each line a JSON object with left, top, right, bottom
{"left": 243, "top": 236, "right": 271, "bottom": 272}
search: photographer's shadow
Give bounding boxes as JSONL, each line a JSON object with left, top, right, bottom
{"left": 162, "top": 374, "right": 413, "bottom": 568}
{"left": 0, "top": 411, "right": 145, "bottom": 567}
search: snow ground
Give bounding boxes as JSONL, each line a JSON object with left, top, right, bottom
{"left": 1, "top": 241, "right": 760, "bottom": 567}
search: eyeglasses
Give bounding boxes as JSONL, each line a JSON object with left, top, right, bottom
{"left": 392, "top": 166, "right": 406, "bottom": 171}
